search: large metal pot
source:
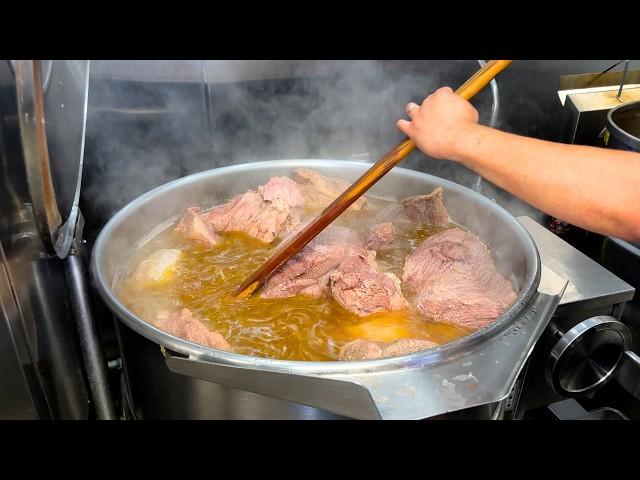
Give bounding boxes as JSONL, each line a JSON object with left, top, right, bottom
{"left": 91, "top": 159, "right": 564, "bottom": 419}
{"left": 604, "top": 100, "right": 640, "bottom": 152}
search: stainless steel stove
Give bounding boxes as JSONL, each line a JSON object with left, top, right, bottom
{"left": 511, "top": 217, "right": 637, "bottom": 420}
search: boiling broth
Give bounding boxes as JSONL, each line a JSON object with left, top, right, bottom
{"left": 118, "top": 197, "right": 472, "bottom": 361}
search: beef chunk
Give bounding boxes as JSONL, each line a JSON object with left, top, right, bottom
{"left": 293, "top": 168, "right": 367, "bottom": 211}
{"left": 403, "top": 227, "right": 517, "bottom": 330}
{"left": 375, "top": 187, "right": 450, "bottom": 228}
{"left": 154, "top": 308, "right": 232, "bottom": 351}
{"left": 400, "top": 187, "right": 450, "bottom": 226}
{"left": 365, "top": 222, "right": 397, "bottom": 251}
{"left": 339, "top": 338, "right": 437, "bottom": 361}
{"left": 257, "top": 176, "right": 305, "bottom": 210}
{"left": 176, "top": 207, "right": 221, "bottom": 246}
{"left": 202, "top": 176, "right": 303, "bottom": 243}
{"left": 374, "top": 202, "right": 406, "bottom": 225}
{"left": 132, "top": 249, "right": 182, "bottom": 285}
{"left": 261, "top": 226, "right": 363, "bottom": 299}
{"left": 330, "top": 250, "right": 406, "bottom": 316}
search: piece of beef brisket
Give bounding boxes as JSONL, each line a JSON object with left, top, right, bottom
{"left": 400, "top": 187, "right": 450, "bottom": 226}
{"left": 176, "top": 207, "right": 221, "bottom": 246}
{"left": 330, "top": 249, "right": 406, "bottom": 316}
{"left": 375, "top": 187, "right": 450, "bottom": 228}
{"left": 154, "top": 308, "right": 232, "bottom": 351}
{"left": 365, "top": 222, "right": 397, "bottom": 251}
{"left": 293, "top": 168, "right": 367, "bottom": 211}
{"left": 403, "top": 227, "right": 517, "bottom": 330}
{"left": 260, "top": 226, "right": 363, "bottom": 299}
{"left": 201, "top": 176, "right": 304, "bottom": 243}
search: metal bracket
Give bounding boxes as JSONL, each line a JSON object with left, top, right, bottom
{"left": 14, "top": 60, "right": 90, "bottom": 258}
{"left": 548, "top": 398, "right": 629, "bottom": 420}
{"left": 616, "top": 350, "right": 640, "bottom": 400}
{"left": 165, "top": 355, "right": 382, "bottom": 420}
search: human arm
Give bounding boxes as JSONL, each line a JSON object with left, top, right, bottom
{"left": 397, "top": 87, "right": 640, "bottom": 242}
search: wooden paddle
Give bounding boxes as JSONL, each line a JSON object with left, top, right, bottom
{"left": 236, "top": 60, "right": 513, "bottom": 298}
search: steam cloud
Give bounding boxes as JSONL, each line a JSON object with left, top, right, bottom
{"left": 81, "top": 60, "right": 545, "bottom": 243}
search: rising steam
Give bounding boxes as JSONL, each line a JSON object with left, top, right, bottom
{"left": 81, "top": 60, "right": 545, "bottom": 244}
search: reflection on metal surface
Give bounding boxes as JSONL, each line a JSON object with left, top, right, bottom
{"left": 473, "top": 59, "right": 500, "bottom": 195}
{"left": 548, "top": 398, "right": 629, "bottom": 420}
{"left": 15, "top": 60, "right": 63, "bottom": 255}
{"left": 577, "top": 407, "right": 629, "bottom": 420}
{"left": 14, "top": 60, "right": 90, "bottom": 258}
{"left": 64, "top": 254, "right": 116, "bottom": 419}
{"left": 44, "top": 60, "right": 90, "bottom": 256}
{"left": 517, "top": 216, "right": 635, "bottom": 311}
{"left": 40, "top": 60, "right": 53, "bottom": 92}
{"left": 14, "top": 59, "right": 116, "bottom": 417}
{"left": 1, "top": 59, "right": 90, "bottom": 418}
{"left": 546, "top": 316, "right": 630, "bottom": 396}
{"left": 0, "top": 241, "right": 48, "bottom": 419}
{"left": 166, "top": 356, "right": 381, "bottom": 419}
{"left": 616, "top": 350, "right": 640, "bottom": 400}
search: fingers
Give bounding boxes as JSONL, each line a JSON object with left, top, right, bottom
{"left": 401, "top": 101, "right": 419, "bottom": 136}
{"left": 396, "top": 119, "right": 414, "bottom": 137}
{"left": 405, "top": 102, "right": 419, "bottom": 119}
{"left": 400, "top": 85, "right": 455, "bottom": 137}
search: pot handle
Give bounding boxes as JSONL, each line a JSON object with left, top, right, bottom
{"left": 165, "top": 355, "right": 382, "bottom": 419}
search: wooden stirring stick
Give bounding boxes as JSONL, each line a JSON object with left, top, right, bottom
{"left": 236, "top": 60, "right": 513, "bottom": 298}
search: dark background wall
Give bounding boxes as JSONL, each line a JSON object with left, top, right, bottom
{"left": 81, "top": 60, "right": 636, "bottom": 244}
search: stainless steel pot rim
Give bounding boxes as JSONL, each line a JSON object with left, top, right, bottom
{"left": 91, "top": 159, "right": 541, "bottom": 376}
{"left": 607, "top": 100, "right": 640, "bottom": 149}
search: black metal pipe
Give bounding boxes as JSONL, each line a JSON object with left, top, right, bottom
{"left": 64, "top": 253, "right": 117, "bottom": 420}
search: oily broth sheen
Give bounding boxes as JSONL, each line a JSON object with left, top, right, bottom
{"left": 118, "top": 197, "right": 472, "bottom": 361}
